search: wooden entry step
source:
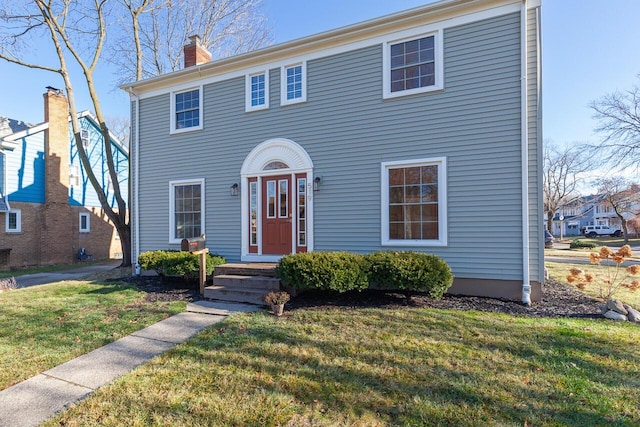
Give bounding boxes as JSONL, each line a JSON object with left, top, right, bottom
{"left": 204, "top": 263, "right": 280, "bottom": 305}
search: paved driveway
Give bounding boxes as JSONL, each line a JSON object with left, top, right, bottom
{"left": 13, "top": 261, "right": 123, "bottom": 288}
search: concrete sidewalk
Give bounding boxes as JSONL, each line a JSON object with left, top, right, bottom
{"left": 0, "top": 301, "right": 259, "bottom": 427}
{"left": 13, "top": 260, "right": 123, "bottom": 289}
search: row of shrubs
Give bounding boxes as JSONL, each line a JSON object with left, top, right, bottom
{"left": 275, "top": 251, "right": 453, "bottom": 299}
{"left": 569, "top": 239, "right": 597, "bottom": 249}
{"left": 137, "top": 250, "right": 226, "bottom": 281}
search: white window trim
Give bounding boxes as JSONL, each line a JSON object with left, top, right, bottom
{"left": 169, "top": 86, "right": 203, "bottom": 134}
{"left": 245, "top": 70, "right": 270, "bottom": 112}
{"left": 79, "top": 212, "right": 91, "bottom": 233}
{"left": 6, "top": 209, "right": 21, "bottom": 233}
{"left": 280, "top": 62, "right": 307, "bottom": 106}
{"left": 169, "top": 178, "right": 205, "bottom": 244}
{"left": 382, "top": 29, "right": 444, "bottom": 99}
{"left": 381, "top": 157, "right": 447, "bottom": 247}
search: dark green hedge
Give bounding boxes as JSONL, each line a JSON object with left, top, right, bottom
{"left": 569, "top": 239, "right": 597, "bottom": 249}
{"left": 276, "top": 251, "right": 453, "bottom": 299}
{"left": 138, "top": 250, "right": 226, "bottom": 280}
{"left": 365, "top": 251, "right": 453, "bottom": 299}
{"left": 275, "top": 251, "right": 368, "bottom": 293}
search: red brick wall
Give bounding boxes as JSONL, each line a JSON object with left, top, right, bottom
{"left": 0, "top": 202, "right": 124, "bottom": 268}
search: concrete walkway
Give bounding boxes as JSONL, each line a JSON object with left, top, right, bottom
{"left": 0, "top": 301, "right": 259, "bottom": 427}
{"left": 13, "top": 260, "right": 123, "bottom": 289}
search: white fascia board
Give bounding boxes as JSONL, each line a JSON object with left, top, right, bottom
{"left": 1, "top": 121, "right": 49, "bottom": 143}
{"left": 122, "top": 0, "right": 525, "bottom": 99}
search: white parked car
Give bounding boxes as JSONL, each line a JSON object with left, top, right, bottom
{"left": 581, "top": 225, "right": 623, "bottom": 238}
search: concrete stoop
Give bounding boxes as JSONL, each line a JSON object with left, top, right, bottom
{"left": 203, "top": 263, "right": 280, "bottom": 305}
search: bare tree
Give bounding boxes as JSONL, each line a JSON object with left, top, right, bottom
{"left": 105, "top": 115, "right": 131, "bottom": 149}
{"left": 113, "top": 0, "right": 272, "bottom": 82}
{"left": 0, "top": 0, "right": 272, "bottom": 267}
{"left": 0, "top": 0, "right": 131, "bottom": 265}
{"left": 543, "top": 142, "right": 592, "bottom": 234}
{"left": 590, "top": 75, "right": 640, "bottom": 170}
{"left": 594, "top": 177, "right": 640, "bottom": 244}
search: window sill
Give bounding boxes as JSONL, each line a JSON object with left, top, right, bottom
{"left": 382, "top": 239, "right": 447, "bottom": 247}
{"left": 169, "top": 125, "right": 203, "bottom": 135}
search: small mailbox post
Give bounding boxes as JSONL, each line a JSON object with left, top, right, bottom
{"left": 181, "top": 235, "right": 208, "bottom": 294}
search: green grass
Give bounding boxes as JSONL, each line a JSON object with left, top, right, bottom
{"left": 46, "top": 308, "right": 640, "bottom": 427}
{"left": 563, "top": 236, "right": 640, "bottom": 247}
{"left": 0, "top": 280, "right": 185, "bottom": 390}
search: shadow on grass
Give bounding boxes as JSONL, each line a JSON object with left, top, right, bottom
{"left": 98, "top": 309, "right": 639, "bottom": 426}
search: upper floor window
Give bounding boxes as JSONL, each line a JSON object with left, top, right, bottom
{"left": 6, "top": 210, "right": 21, "bottom": 233}
{"left": 383, "top": 31, "right": 443, "bottom": 99}
{"left": 170, "top": 87, "right": 203, "bottom": 133}
{"left": 281, "top": 62, "right": 306, "bottom": 105}
{"left": 381, "top": 157, "right": 447, "bottom": 247}
{"left": 246, "top": 71, "right": 269, "bottom": 112}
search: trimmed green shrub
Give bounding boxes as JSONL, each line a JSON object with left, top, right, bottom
{"left": 137, "top": 250, "right": 177, "bottom": 276}
{"left": 365, "top": 251, "right": 453, "bottom": 299}
{"left": 570, "top": 239, "right": 597, "bottom": 249}
{"left": 276, "top": 251, "right": 368, "bottom": 293}
{"left": 137, "top": 250, "right": 226, "bottom": 280}
{"left": 276, "top": 250, "right": 453, "bottom": 299}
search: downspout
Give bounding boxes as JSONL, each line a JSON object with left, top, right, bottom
{"left": 126, "top": 86, "right": 141, "bottom": 273}
{"left": 520, "top": 0, "right": 531, "bottom": 305}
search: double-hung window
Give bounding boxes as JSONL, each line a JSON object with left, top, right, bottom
{"left": 381, "top": 158, "right": 447, "bottom": 246}
{"left": 246, "top": 71, "right": 269, "bottom": 111}
{"left": 383, "top": 31, "right": 442, "bottom": 98}
{"left": 6, "top": 210, "right": 21, "bottom": 233}
{"left": 169, "top": 179, "right": 204, "bottom": 243}
{"left": 281, "top": 62, "right": 306, "bottom": 105}
{"left": 170, "top": 87, "right": 203, "bottom": 133}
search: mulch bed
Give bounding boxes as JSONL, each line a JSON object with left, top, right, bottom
{"left": 119, "top": 272, "right": 603, "bottom": 318}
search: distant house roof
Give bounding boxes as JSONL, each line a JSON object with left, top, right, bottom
{"left": 0, "top": 117, "right": 32, "bottom": 138}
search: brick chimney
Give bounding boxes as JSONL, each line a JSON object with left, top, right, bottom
{"left": 42, "top": 86, "right": 72, "bottom": 264}
{"left": 183, "top": 35, "right": 212, "bottom": 68}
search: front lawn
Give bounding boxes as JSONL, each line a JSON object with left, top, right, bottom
{"left": 0, "top": 281, "right": 185, "bottom": 390}
{"left": 47, "top": 308, "right": 640, "bottom": 426}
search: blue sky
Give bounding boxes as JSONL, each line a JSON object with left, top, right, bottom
{"left": 1, "top": 0, "right": 640, "bottom": 151}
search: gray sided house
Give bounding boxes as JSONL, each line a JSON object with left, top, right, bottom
{"left": 125, "top": 0, "right": 544, "bottom": 302}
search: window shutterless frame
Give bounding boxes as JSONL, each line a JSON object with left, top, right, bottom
{"left": 6, "top": 209, "right": 21, "bottom": 233}
{"left": 382, "top": 29, "right": 443, "bottom": 99}
{"left": 280, "top": 62, "right": 307, "bottom": 106}
{"left": 245, "top": 70, "right": 270, "bottom": 112}
{"left": 381, "top": 157, "right": 447, "bottom": 247}
{"left": 79, "top": 212, "right": 91, "bottom": 233}
{"left": 170, "top": 86, "right": 203, "bottom": 134}
{"left": 169, "top": 178, "right": 205, "bottom": 243}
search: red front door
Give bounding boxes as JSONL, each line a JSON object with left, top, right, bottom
{"left": 262, "top": 175, "right": 292, "bottom": 255}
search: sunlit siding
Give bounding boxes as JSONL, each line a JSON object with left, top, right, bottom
{"left": 136, "top": 11, "right": 533, "bottom": 282}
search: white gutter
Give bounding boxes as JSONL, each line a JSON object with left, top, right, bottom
{"left": 125, "top": 87, "right": 141, "bottom": 272}
{"left": 520, "top": 0, "right": 531, "bottom": 305}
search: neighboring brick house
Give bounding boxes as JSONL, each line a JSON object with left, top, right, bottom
{"left": 0, "top": 88, "right": 128, "bottom": 268}
{"left": 124, "top": 0, "right": 543, "bottom": 302}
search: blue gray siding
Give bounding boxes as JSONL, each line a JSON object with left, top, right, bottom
{"left": 136, "top": 11, "right": 538, "bottom": 283}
